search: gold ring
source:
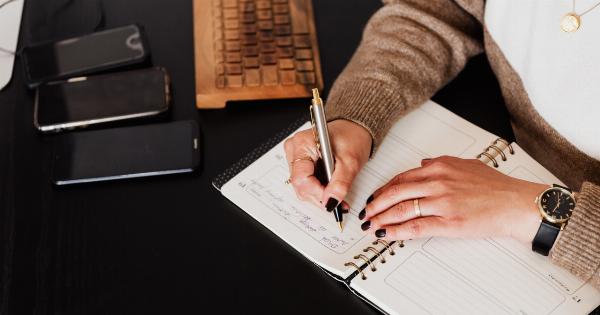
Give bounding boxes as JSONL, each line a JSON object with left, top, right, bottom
{"left": 291, "top": 156, "right": 314, "bottom": 165}
{"left": 414, "top": 199, "right": 422, "bottom": 217}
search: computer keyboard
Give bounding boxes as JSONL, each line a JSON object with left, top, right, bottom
{"left": 193, "top": 0, "right": 323, "bottom": 108}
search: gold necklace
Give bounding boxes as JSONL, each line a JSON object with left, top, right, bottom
{"left": 561, "top": 0, "right": 600, "bottom": 32}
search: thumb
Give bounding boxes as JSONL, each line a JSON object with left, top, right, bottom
{"left": 322, "top": 158, "right": 361, "bottom": 211}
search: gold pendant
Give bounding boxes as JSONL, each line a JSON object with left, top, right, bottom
{"left": 561, "top": 13, "right": 581, "bottom": 32}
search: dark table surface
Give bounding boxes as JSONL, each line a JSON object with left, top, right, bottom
{"left": 0, "top": 0, "right": 518, "bottom": 314}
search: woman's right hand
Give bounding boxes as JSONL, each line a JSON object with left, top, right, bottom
{"left": 283, "top": 119, "right": 372, "bottom": 211}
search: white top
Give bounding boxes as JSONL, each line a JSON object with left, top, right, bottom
{"left": 0, "top": 0, "right": 24, "bottom": 90}
{"left": 485, "top": 0, "right": 600, "bottom": 160}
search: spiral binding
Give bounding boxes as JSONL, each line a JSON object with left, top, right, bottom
{"left": 477, "top": 138, "right": 515, "bottom": 168}
{"left": 344, "top": 239, "right": 404, "bottom": 280}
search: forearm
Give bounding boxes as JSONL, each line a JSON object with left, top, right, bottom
{"left": 551, "top": 182, "right": 600, "bottom": 290}
{"left": 325, "top": 0, "right": 483, "bottom": 151}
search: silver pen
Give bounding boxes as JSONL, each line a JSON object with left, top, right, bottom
{"left": 310, "top": 89, "right": 343, "bottom": 231}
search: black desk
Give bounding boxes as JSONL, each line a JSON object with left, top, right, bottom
{"left": 0, "top": 0, "right": 514, "bottom": 314}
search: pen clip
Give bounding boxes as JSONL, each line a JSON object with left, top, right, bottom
{"left": 309, "top": 105, "right": 321, "bottom": 152}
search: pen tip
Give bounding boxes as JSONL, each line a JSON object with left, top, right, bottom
{"left": 338, "top": 222, "right": 343, "bottom": 232}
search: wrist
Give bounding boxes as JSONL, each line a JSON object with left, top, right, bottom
{"left": 510, "top": 182, "right": 548, "bottom": 244}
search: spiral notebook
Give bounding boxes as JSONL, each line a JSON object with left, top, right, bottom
{"left": 213, "top": 100, "right": 600, "bottom": 314}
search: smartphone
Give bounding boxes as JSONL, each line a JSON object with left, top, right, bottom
{"left": 22, "top": 24, "right": 149, "bottom": 88}
{"left": 52, "top": 121, "right": 200, "bottom": 185}
{"left": 34, "top": 67, "right": 171, "bottom": 133}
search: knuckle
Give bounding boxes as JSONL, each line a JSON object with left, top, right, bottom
{"left": 397, "top": 201, "right": 411, "bottom": 219}
{"left": 328, "top": 179, "right": 350, "bottom": 197}
{"left": 406, "top": 220, "right": 423, "bottom": 238}
{"left": 343, "top": 158, "right": 362, "bottom": 174}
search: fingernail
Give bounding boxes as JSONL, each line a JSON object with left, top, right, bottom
{"left": 375, "top": 229, "right": 386, "bottom": 238}
{"left": 325, "top": 198, "right": 339, "bottom": 212}
{"left": 361, "top": 220, "right": 371, "bottom": 231}
{"left": 367, "top": 194, "right": 374, "bottom": 203}
{"left": 358, "top": 209, "right": 366, "bottom": 220}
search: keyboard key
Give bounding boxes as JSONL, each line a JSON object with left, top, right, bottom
{"left": 258, "top": 31, "right": 274, "bottom": 42}
{"left": 274, "top": 15, "right": 290, "bottom": 25}
{"left": 273, "top": 4, "right": 288, "bottom": 14}
{"left": 224, "top": 19, "right": 239, "bottom": 29}
{"left": 223, "top": 0, "right": 238, "bottom": 8}
{"left": 256, "top": 10, "right": 272, "bottom": 20}
{"left": 295, "top": 60, "right": 314, "bottom": 71}
{"left": 216, "top": 75, "right": 226, "bottom": 88}
{"left": 242, "top": 46, "right": 259, "bottom": 56}
{"left": 276, "top": 46, "right": 294, "bottom": 58}
{"left": 274, "top": 25, "right": 291, "bottom": 36}
{"left": 280, "top": 70, "right": 296, "bottom": 85}
{"left": 244, "top": 57, "right": 260, "bottom": 68}
{"left": 225, "top": 41, "right": 241, "bottom": 51}
{"left": 243, "top": 57, "right": 260, "bottom": 68}
{"left": 241, "top": 2, "right": 255, "bottom": 12}
{"left": 260, "top": 42, "right": 276, "bottom": 53}
{"left": 241, "top": 34, "right": 257, "bottom": 45}
{"left": 295, "top": 48, "right": 312, "bottom": 60}
{"left": 215, "top": 53, "right": 224, "bottom": 63}
{"left": 215, "top": 40, "right": 224, "bottom": 51}
{"left": 256, "top": 0, "right": 271, "bottom": 9}
{"left": 297, "top": 71, "right": 315, "bottom": 85}
{"left": 260, "top": 53, "right": 277, "bottom": 65}
{"left": 276, "top": 37, "right": 293, "bottom": 46}
{"left": 245, "top": 69, "right": 260, "bottom": 86}
{"left": 278, "top": 58, "right": 295, "bottom": 70}
{"left": 289, "top": 0, "right": 309, "bottom": 34}
{"left": 216, "top": 64, "right": 225, "bottom": 75}
{"left": 258, "top": 21, "right": 274, "bottom": 30}
{"left": 293, "top": 35, "right": 311, "bottom": 48}
{"left": 225, "top": 63, "right": 242, "bottom": 74}
{"left": 225, "top": 52, "right": 241, "bottom": 62}
{"left": 224, "top": 8, "right": 238, "bottom": 19}
{"left": 241, "top": 13, "right": 255, "bottom": 23}
{"left": 226, "top": 75, "right": 243, "bottom": 87}
{"left": 224, "top": 30, "right": 239, "bottom": 40}
{"left": 262, "top": 65, "right": 279, "bottom": 85}
{"left": 241, "top": 24, "right": 257, "bottom": 34}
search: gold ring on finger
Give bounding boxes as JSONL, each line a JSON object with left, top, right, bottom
{"left": 413, "top": 199, "right": 422, "bottom": 217}
{"left": 292, "top": 156, "right": 315, "bottom": 165}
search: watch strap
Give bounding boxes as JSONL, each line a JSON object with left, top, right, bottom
{"left": 532, "top": 220, "right": 560, "bottom": 256}
{"left": 553, "top": 183, "right": 572, "bottom": 193}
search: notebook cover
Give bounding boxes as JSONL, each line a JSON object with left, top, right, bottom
{"left": 212, "top": 116, "right": 308, "bottom": 190}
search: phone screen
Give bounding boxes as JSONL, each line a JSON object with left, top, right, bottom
{"left": 52, "top": 121, "right": 200, "bottom": 185}
{"left": 23, "top": 25, "right": 146, "bottom": 85}
{"left": 36, "top": 68, "right": 169, "bottom": 131}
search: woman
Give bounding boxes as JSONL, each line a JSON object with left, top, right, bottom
{"left": 284, "top": 0, "right": 600, "bottom": 288}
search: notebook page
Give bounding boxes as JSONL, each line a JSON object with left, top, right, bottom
{"left": 349, "top": 146, "right": 600, "bottom": 314}
{"left": 221, "top": 100, "right": 495, "bottom": 278}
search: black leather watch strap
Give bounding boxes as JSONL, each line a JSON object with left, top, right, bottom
{"left": 532, "top": 220, "right": 560, "bottom": 256}
{"left": 553, "top": 184, "right": 572, "bottom": 192}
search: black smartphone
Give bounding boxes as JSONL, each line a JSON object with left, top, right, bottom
{"left": 52, "top": 121, "right": 200, "bottom": 185}
{"left": 22, "top": 24, "right": 149, "bottom": 88}
{"left": 35, "top": 67, "right": 171, "bottom": 133}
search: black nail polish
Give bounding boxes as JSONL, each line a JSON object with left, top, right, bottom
{"left": 361, "top": 220, "right": 371, "bottom": 231}
{"left": 326, "top": 198, "right": 339, "bottom": 212}
{"left": 375, "top": 229, "right": 386, "bottom": 238}
{"left": 358, "top": 209, "right": 366, "bottom": 220}
{"left": 367, "top": 194, "right": 374, "bottom": 203}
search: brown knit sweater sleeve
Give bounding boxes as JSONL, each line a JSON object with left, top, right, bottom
{"left": 324, "top": 0, "right": 483, "bottom": 150}
{"left": 551, "top": 182, "right": 600, "bottom": 289}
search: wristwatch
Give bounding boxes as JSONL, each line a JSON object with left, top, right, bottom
{"left": 532, "top": 184, "right": 576, "bottom": 256}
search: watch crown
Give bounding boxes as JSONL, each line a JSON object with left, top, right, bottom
{"left": 534, "top": 196, "right": 539, "bottom": 204}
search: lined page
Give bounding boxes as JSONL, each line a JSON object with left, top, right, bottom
{"left": 221, "top": 101, "right": 495, "bottom": 278}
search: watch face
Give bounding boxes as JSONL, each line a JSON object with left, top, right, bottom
{"left": 539, "top": 188, "right": 575, "bottom": 223}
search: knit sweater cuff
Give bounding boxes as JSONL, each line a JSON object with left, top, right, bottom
{"left": 325, "top": 79, "right": 408, "bottom": 153}
{"left": 550, "top": 182, "right": 600, "bottom": 285}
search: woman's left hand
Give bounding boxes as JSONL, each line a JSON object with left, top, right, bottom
{"left": 362, "top": 156, "right": 548, "bottom": 244}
